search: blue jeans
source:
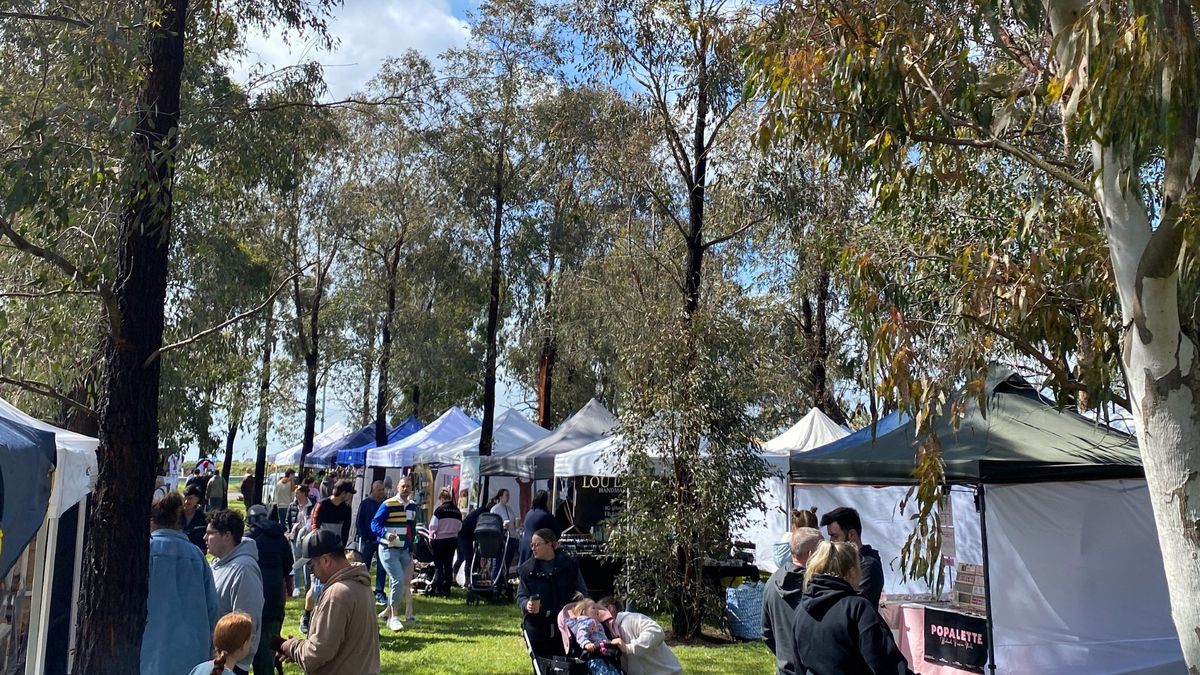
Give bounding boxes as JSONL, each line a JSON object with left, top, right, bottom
{"left": 379, "top": 546, "right": 410, "bottom": 609}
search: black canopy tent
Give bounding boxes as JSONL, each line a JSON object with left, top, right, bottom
{"left": 788, "top": 368, "right": 1175, "bottom": 674}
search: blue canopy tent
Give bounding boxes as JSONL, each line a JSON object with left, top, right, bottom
{"left": 0, "top": 415, "right": 58, "bottom": 577}
{"left": 336, "top": 416, "right": 424, "bottom": 466}
{"left": 307, "top": 424, "right": 377, "bottom": 467}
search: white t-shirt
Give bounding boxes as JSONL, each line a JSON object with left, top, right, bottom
{"left": 490, "top": 503, "right": 518, "bottom": 538}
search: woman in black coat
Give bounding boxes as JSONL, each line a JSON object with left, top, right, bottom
{"left": 517, "top": 528, "right": 588, "bottom": 658}
{"left": 792, "top": 540, "right": 914, "bottom": 675}
{"left": 520, "top": 490, "right": 560, "bottom": 564}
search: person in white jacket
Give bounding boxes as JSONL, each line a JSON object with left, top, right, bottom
{"left": 597, "top": 597, "right": 683, "bottom": 675}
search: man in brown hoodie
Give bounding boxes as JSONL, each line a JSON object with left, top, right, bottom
{"left": 280, "top": 530, "right": 380, "bottom": 675}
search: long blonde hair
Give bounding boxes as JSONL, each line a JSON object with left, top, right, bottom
{"left": 803, "top": 540, "right": 862, "bottom": 590}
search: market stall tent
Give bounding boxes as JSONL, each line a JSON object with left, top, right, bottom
{"left": 366, "top": 407, "right": 478, "bottom": 468}
{"left": 481, "top": 399, "right": 617, "bottom": 479}
{"left": 413, "top": 409, "right": 549, "bottom": 467}
{"left": 789, "top": 369, "right": 1182, "bottom": 674}
{"left": 745, "top": 408, "right": 849, "bottom": 571}
{"left": 336, "top": 416, "right": 423, "bottom": 466}
{"left": 306, "top": 423, "right": 377, "bottom": 467}
{"left": 272, "top": 422, "right": 351, "bottom": 465}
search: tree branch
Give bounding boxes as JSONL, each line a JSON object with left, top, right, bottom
{"left": 145, "top": 272, "right": 299, "bottom": 367}
{"left": 0, "top": 375, "right": 97, "bottom": 418}
{"left": 702, "top": 215, "right": 762, "bottom": 248}
{"left": 0, "top": 11, "right": 89, "bottom": 28}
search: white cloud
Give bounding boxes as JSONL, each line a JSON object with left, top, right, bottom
{"left": 231, "top": 0, "right": 471, "bottom": 100}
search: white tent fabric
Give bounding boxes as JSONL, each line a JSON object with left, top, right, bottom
{"left": 553, "top": 435, "right": 626, "bottom": 477}
{"left": 986, "top": 480, "right": 1181, "bottom": 673}
{"left": 481, "top": 399, "right": 617, "bottom": 479}
{"left": 750, "top": 408, "right": 849, "bottom": 572}
{"left": 273, "top": 422, "right": 351, "bottom": 465}
{"left": 413, "top": 409, "right": 549, "bottom": 466}
{"left": 0, "top": 397, "right": 98, "bottom": 516}
{"left": 366, "top": 407, "right": 479, "bottom": 468}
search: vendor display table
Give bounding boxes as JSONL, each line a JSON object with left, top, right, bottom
{"left": 880, "top": 601, "right": 988, "bottom": 675}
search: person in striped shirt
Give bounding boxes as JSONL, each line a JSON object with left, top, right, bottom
{"left": 371, "top": 477, "right": 420, "bottom": 630}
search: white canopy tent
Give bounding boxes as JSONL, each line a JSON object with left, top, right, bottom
{"left": 366, "top": 407, "right": 478, "bottom": 468}
{"left": 413, "top": 408, "right": 549, "bottom": 467}
{"left": 273, "top": 422, "right": 351, "bottom": 465}
{"left": 552, "top": 434, "right": 626, "bottom": 477}
{"left": 480, "top": 399, "right": 617, "bottom": 479}
{"left": 0, "top": 398, "right": 98, "bottom": 675}
{"left": 750, "top": 408, "right": 849, "bottom": 572}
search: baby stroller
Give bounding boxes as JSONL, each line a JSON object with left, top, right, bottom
{"left": 410, "top": 524, "right": 438, "bottom": 595}
{"left": 466, "top": 512, "right": 514, "bottom": 604}
{"left": 526, "top": 604, "right": 624, "bottom": 675}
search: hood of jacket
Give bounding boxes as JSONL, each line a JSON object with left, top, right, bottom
{"left": 325, "top": 560, "right": 372, "bottom": 588}
{"left": 770, "top": 560, "right": 807, "bottom": 602}
{"left": 212, "top": 536, "right": 259, "bottom": 569}
{"left": 800, "top": 574, "right": 858, "bottom": 620}
{"left": 250, "top": 519, "right": 286, "bottom": 539}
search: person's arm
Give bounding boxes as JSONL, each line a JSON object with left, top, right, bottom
{"left": 310, "top": 502, "right": 323, "bottom": 532}
{"left": 228, "top": 567, "right": 264, "bottom": 664}
{"left": 356, "top": 501, "right": 373, "bottom": 542}
{"left": 862, "top": 558, "right": 884, "bottom": 608}
{"left": 203, "top": 560, "right": 220, "bottom": 631}
{"left": 516, "top": 570, "right": 532, "bottom": 612}
{"left": 282, "top": 588, "right": 347, "bottom": 671}
{"left": 622, "top": 613, "right": 668, "bottom": 656}
{"left": 856, "top": 604, "right": 915, "bottom": 675}
{"left": 371, "top": 501, "right": 389, "bottom": 541}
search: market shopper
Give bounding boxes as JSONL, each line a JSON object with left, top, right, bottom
{"left": 207, "top": 470, "right": 228, "bottom": 511}
{"left": 279, "top": 529, "right": 381, "bottom": 675}
{"left": 763, "top": 527, "right": 823, "bottom": 675}
{"left": 372, "top": 477, "right": 418, "bottom": 630}
{"left": 456, "top": 501, "right": 489, "bottom": 583}
{"left": 517, "top": 528, "right": 588, "bottom": 658}
{"left": 489, "top": 489, "right": 520, "bottom": 584}
{"left": 819, "top": 507, "right": 884, "bottom": 608}
{"left": 356, "top": 480, "right": 388, "bottom": 604}
{"left": 791, "top": 541, "right": 914, "bottom": 675}
{"left": 773, "top": 508, "right": 819, "bottom": 569}
{"left": 272, "top": 469, "right": 296, "bottom": 519}
{"left": 301, "top": 479, "right": 355, "bottom": 633}
{"left": 595, "top": 596, "right": 682, "bottom": 675}
{"left": 182, "top": 485, "right": 209, "bottom": 552}
{"left": 245, "top": 505, "right": 293, "bottom": 675}
{"left": 142, "top": 493, "right": 220, "bottom": 675}
{"left": 206, "top": 509, "right": 264, "bottom": 675}
{"left": 428, "top": 487, "right": 463, "bottom": 596}
{"left": 520, "top": 490, "right": 559, "bottom": 565}
{"left": 189, "top": 611, "right": 255, "bottom": 675}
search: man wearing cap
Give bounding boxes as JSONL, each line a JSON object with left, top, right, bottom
{"left": 301, "top": 479, "right": 355, "bottom": 633}
{"left": 206, "top": 509, "right": 264, "bottom": 675}
{"left": 280, "top": 529, "right": 380, "bottom": 675}
{"left": 246, "top": 504, "right": 293, "bottom": 675}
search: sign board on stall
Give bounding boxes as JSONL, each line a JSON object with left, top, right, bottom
{"left": 952, "top": 562, "right": 987, "bottom": 613}
{"left": 570, "top": 475, "right": 623, "bottom": 536}
{"left": 924, "top": 606, "right": 988, "bottom": 674}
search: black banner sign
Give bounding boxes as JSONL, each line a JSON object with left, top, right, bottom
{"left": 924, "top": 607, "right": 988, "bottom": 674}
{"left": 570, "top": 475, "right": 623, "bottom": 532}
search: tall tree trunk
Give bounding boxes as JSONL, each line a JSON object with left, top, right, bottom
{"left": 376, "top": 245, "right": 400, "bottom": 445}
{"left": 75, "top": 0, "right": 186, "bottom": 670}
{"left": 254, "top": 299, "right": 274, "bottom": 505}
{"left": 295, "top": 263, "right": 326, "bottom": 478}
{"left": 479, "top": 150, "right": 505, "bottom": 457}
{"left": 802, "top": 268, "right": 846, "bottom": 424}
{"left": 536, "top": 255, "right": 556, "bottom": 428}
{"left": 410, "top": 383, "right": 421, "bottom": 419}
{"left": 222, "top": 386, "right": 244, "bottom": 480}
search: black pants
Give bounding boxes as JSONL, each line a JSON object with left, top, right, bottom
{"left": 523, "top": 614, "right": 566, "bottom": 659}
{"left": 453, "top": 536, "right": 473, "bottom": 579}
{"left": 432, "top": 537, "right": 457, "bottom": 594}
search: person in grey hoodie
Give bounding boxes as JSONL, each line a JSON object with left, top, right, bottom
{"left": 206, "top": 509, "right": 265, "bottom": 675}
{"left": 763, "top": 527, "right": 823, "bottom": 675}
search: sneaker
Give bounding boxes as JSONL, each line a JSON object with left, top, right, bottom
{"left": 387, "top": 616, "right": 404, "bottom": 632}
{"left": 377, "top": 608, "right": 390, "bottom": 620}
{"left": 405, "top": 615, "right": 420, "bottom": 624}
{"left": 299, "top": 615, "right": 310, "bottom": 634}
{"left": 374, "top": 591, "right": 387, "bottom": 605}
{"left": 291, "top": 587, "right": 302, "bottom": 598}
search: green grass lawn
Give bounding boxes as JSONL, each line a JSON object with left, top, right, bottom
{"left": 277, "top": 577, "right": 774, "bottom": 674}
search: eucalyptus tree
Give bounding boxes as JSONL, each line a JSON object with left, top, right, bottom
{"left": 434, "top": 0, "right": 566, "bottom": 455}
{"left": 749, "top": 0, "right": 1200, "bottom": 659}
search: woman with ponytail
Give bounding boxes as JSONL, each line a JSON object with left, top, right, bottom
{"left": 790, "top": 541, "right": 915, "bottom": 675}
{"left": 189, "top": 611, "right": 254, "bottom": 675}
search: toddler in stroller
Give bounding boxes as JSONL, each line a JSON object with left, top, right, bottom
{"left": 558, "top": 599, "right": 623, "bottom": 675}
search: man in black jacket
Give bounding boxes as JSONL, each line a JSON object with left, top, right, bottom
{"left": 246, "top": 504, "right": 294, "bottom": 675}
{"left": 820, "top": 506, "right": 884, "bottom": 608}
{"left": 762, "top": 527, "right": 822, "bottom": 675}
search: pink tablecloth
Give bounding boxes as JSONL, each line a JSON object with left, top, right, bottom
{"left": 880, "top": 603, "right": 980, "bottom": 675}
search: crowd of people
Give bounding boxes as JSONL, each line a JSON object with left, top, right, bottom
{"left": 142, "top": 461, "right": 909, "bottom": 675}
{"left": 762, "top": 506, "right": 915, "bottom": 675}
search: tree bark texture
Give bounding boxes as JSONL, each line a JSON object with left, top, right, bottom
{"left": 254, "top": 299, "right": 274, "bottom": 505}
{"left": 75, "top": 0, "right": 186, "bottom": 670}
{"left": 536, "top": 259, "right": 556, "bottom": 429}
{"left": 360, "top": 315, "right": 375, "bottom": 428}
{"left": 222, "top": 387, "right": 243, "bottom": 480}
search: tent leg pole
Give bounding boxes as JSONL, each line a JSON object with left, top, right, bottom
{"left": 978, "top": 483, "right": 997, "bottom": 675}
{"left": 482, "top": 475, "right": 491, "bottom": 506}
